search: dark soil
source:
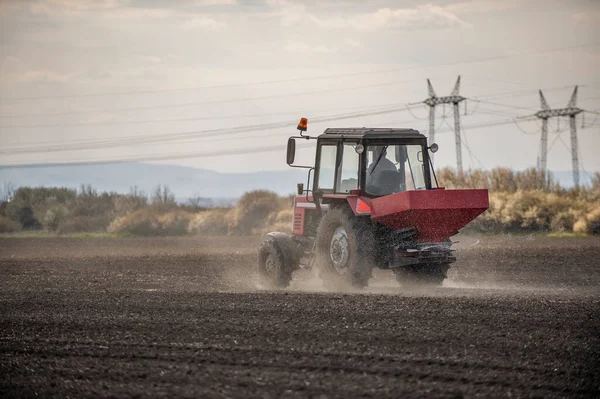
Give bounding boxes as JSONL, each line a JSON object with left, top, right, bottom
{"left": 1, "top": 235, "right": 599, "bottom": 398}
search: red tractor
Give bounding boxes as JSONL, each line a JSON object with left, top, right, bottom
{"left": 258, "top": 118, "right": 489, "bottom": 289}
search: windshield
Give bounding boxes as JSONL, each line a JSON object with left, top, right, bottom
{"left": 366, "top": 144, "right": 427, "bottom": 196}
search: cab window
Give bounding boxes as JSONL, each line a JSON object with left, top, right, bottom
{"left": 365, "top": 144, "right": 427, "bottom": 196}
{"left": 335, "top": 143, "right": 359, "bottom": 193}
{"left": 317, "top": 144, "right": 336, "bottom": 190}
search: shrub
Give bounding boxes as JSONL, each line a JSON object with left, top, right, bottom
{"left": 437, "top": 167, "right": 561, "bottom": 192}
{"left": 112, "top": 192, "right": 148, "bottom": 217}
{"left": 151, "top": 185, "right": 176, "bottom": 205}
{"left": 188, "top": 209, "right": 233, "bottom": 235}
{"left": 57, "top": 215, "right": 112, "bottom": 235}
{"left": 265, "top": 208, "right": 293, "bottom": 234}
{"left": 108, "top": 206, "right": 194, "bottom": 236}
{"left": 585, "top": 206, "right": 600, "bottom": 235}
{"left": 229, "top": 190, "right": 286, "bottom": 234}
{"left": 43, "top": 204, "right": 70, "bottom": 232}
{"left": 17, "top": 205, "right": 42, "bottom": 230}
{"left": 550, "top": 210, "right": 577, "bottom": 233}
{"left": 0, "top": 215, "right": 20, "bottom": 233}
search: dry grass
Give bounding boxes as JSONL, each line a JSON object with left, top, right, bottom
{"left": 108, "top": 206, "right": 196, "bottom": 236}
{"left": 439, "top": 168, "right": 600, "bottom": 235}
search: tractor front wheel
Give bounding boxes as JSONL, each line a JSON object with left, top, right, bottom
{"left": 315, "top": 207, "right": 375, "bottom": 290}
{"left": 393, "top": 263, "right": 449, "bottom": 287}
{"left": 257, "top": 237, "right": 294, "bottom": 289}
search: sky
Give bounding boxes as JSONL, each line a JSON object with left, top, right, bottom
{"left": 0, "top": 0, "right": 599, "bottom": 181}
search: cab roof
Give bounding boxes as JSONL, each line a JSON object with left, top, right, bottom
{"left": 319, "top": 127, "right": 425, "bottom": 140}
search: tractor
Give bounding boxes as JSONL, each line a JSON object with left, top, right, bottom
{"left": 257, "top": 118, "right": 489, "bottom": 289}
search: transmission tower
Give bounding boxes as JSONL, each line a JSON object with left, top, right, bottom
{"left": 534, "top": 86, "right": 583, "bottom": 187}
{"left": 422, "top": 76, "right": 466, "bottom": 171}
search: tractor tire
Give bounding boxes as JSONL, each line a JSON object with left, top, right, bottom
{"left": 393, "top": 263, "right": 450, "bottom": 287}
{"left": 315, "top": 206, "right": 375, "bottom": 290}
{"left": 257, "top": 236, "right": 294, "bottom": 289}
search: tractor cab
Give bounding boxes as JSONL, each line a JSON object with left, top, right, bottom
{"left": 309, "top": 128, "right": 436, "bottom": 198}
{"left": 287, "top": 119, "right": 440, "bottom": 202}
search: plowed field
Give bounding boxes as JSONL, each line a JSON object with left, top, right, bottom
{"left": 1, "top": 235, "right": 599, "bottom": 398}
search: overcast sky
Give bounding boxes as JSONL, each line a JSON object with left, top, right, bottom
{"left": 0, "top": 0, "right": 599, "bottom": 181}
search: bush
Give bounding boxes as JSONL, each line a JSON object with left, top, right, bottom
{"left": 229, "top": 190, "right": 287, "bottom": 234}
{"left": 43, "top": 204, "right": 70, "bottom": 232}
{"left": 108, "top": 206, "right": 195, "bottom": 236}
{"left": 437, "top": 167, "right": 561, "bottom": 192}
{"left": 464, "top": 190, "right": 593, "bottom": 234}
{"left": 188, "top": 209, "right": 233, "bottom": 235}
{"left": 550, "top": 210, "right": 577, "bottom": 233}
{"left": 264, "top": 209, "right": 293, "bottom": 234}
{"left": 585, "top": 206, "right": 600, "bottom": 235}
{"left": 0, "top": 215, "right": 21, "bottom": 233}
{"left": 112, "top": 191, "right": 148, "bottom": 217}
{"left": 57, "top": 215, "right": 112, "bottom": 235}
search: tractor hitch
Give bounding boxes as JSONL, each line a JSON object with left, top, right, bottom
{"left": 391, "top": 242, "right": 456, "bottom": 268}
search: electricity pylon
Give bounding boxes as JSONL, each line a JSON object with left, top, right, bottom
{"left": 534, "top": 86, "right": 583, "bottom": 187}
{"left": 422, "top": 76, "right": 466, "bottom": 172}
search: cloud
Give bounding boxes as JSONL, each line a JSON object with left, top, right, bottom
{"left": 193, "top": 0, "right": 237, "bottom": 5}
{"left": 182, "top": 16, "right": 226, "bottom": 31}
{"left": 0, "top": 2, "right": 21, "bottom": 17}
{"left": 275, "top": 4, "right": 470, "bottom": 31}
{"left": 80, "top": 70, "right": 113, "bottom": 80}
{"left": 572, "top": 11, "right": 600, "bottom": 22}
{"left": 444, "top": 0, "right": 523, "bottom": 15}
{"left": 138, "top": 55, "right": 162, "bottom": 64}
{"left": 344, "top": 39, "right": 362, "bottom": 48}
{"left": 284, "top": 41, "right": 337, "bottom": 54}
{"left": 28, "top": 0, "right": 125, "bottom": 16}
{"left": 0, "top": 69, "right": 72, "bottom": 86}
{"left": 1, "top": 56, "right": 26, "bottom": 73}
{"left": 264, "top": 0, "right": 288, "bottom": 5}
{"left": 124, "top": 68, "right": 165, "bottom": 81}
{"left": 102, "top": 7, "right": 172, "bottom": 20}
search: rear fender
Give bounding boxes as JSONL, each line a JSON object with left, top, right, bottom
{"left": 345, "top": 196, "right": 372, "bottom": 216}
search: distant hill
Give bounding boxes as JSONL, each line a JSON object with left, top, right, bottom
{"left": 0, "top": 163, "right": 594, "bottom": 201}
{"left": 0, "top": 163, "right": 308, "bottom": 200}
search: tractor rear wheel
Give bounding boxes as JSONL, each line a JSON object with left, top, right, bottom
{"left": 315, "top": 206, "right": 375, "bottom": 290}
{"left": 393, "top": 263, "right": 449, "bottom": 287}
{"left": 257, "top": 238, "right": 294, "bottom": 289}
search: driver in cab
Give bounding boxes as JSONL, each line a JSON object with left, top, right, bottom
{"left": 366, "top": 146, "right": 396, "bottom": 187}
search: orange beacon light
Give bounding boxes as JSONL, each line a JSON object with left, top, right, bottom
{"left": 297, "top": 117, "right": 308, "bottom": 132}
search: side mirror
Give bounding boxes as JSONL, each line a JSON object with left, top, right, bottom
{"left": 297, "top": 183, "right": 304, "bottom": 195}
{"left": 286, "top": 137, "right": 296, "bottom": 165}
{"left": 429, "top": 143, "right": 439, "bottom": 153}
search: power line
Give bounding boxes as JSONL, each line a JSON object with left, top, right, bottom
{"left": 475, "top": 108, "right": 519, "bottom": 118}
{"left": 472, "top": 82, "right": 600, "bottom": 101}
{"left": 2, "top": 41, "right": 598, "bottom": 103}
{"left": 404, "top": 104, "right": 429, "bottom": 120}
{"left": 467, "top": 98, "right": 538, "bottom": 111}
{"left": 0, "top": 117, "right": 539, "bottom": 168}
{"left": 0, "top": 101, "right": 410, "bottom": 129}
{"left": 0, "top": 116, "right": 543, "bottom": 168}
{"left": 0, "top": 142, "right": 316, "bottom": 170}
{"left": 460, "top": 128, "right": 486, "bottom": 170}
{"left": 0, "top": 79, "right": 414, "bottom": 119}
{"left": 0, "top": 106, "right": 412, "bottom": 155}
{"left": 512, "top": 119, "right": 540, "bottom": 135}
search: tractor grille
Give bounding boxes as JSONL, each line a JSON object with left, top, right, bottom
{"left": 293, "top": 213, "right": 303, "bottom": 232}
